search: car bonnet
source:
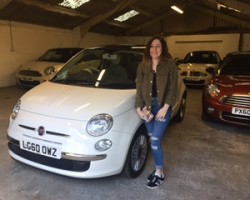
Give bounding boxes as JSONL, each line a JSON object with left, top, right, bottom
{"left": 18, "top": 61, "right": 62, "bottom": 72}
{"left": 179, "top": 63, "right": 217, "bottom": 72}
{"left": 213, "top": 74, "right": 250, "bottom": 92}
{"left": 19, "top": 81, "right": 136, "bottom": 120}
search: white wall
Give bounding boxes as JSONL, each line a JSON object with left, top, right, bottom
{"left": 1, "top": 19, "right": 249, "bottom": 87}
{"left": 167, "top": 34, "right": 241, "bottom": 60}
{"left": 0, "top": 21, "right": 81, "bottom": 87}
{"left": 119, "top": 33, "right": 248, "bottom": 60}
{"left": 242, "top": 33, "right": 250, "bottom": 51}
{"left": 0, "top": 20, "right": 116, "bottom": 87}
{"left": 79, "top": 32, "right": 117, "bottom": 48}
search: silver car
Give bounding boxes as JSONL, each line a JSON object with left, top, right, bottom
{"left": 179, "top": 50, "right": 221, "bottom": 86}
{"left": 16, "top": 47, "right": 83, "bottom": 87}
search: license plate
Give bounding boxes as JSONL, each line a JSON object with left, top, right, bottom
{"left": 185, "top": 77, "right": 200, "bottom": 81}
{"left": 20, "top": 139, "right": 62, "bottom": 159}
{"left": 232, "top": 107, "right": 250, "bottom": 117}
{"left": 21, "top": 76, "right": 32, "bottom": 81}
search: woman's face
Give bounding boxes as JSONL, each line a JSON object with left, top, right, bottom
{"left": 150, "top": 39, "right": 162, "bottom": 60}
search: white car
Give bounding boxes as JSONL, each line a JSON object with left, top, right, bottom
{"left": 7, "top": 45, "right": 187, "bottom": 178}
{"left": 16, "top": 48, "right": 83, "bottom": 87}
{"left": 179, "top": 51, "right": 221, "bottom": 86}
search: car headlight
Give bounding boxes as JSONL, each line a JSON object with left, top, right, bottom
{"left": 11, "top": 99, "right": 21, "bottom": 120}
{"left": 207, "top": 84, "right": 220, "bottom": 97}
{"left": 95, "top": 139, "right": 112, "bottom": 151}
{"left": 87, "top": 114, "right": 113, "bottom": 136}
{"left": 44, "top": 66, "right": 56, "bottom": 75}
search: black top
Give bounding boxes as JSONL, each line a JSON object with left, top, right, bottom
{"left": 152, "top": 72, "right": 157, "bottom": 97}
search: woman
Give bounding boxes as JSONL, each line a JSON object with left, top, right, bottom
{"left": 135, "top": 35, "right": 178, "bottom": 189}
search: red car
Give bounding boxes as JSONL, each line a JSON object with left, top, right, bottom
{"left": 202, "top": 51, "right": 250, "bottom": 127}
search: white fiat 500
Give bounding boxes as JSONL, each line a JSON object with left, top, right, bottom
{"left": 7, "top": 45, "right": 187, "bottom": 178}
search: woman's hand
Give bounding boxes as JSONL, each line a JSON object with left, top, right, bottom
{"left": 136, "top": 107, "right": 148, "bottom": 121}
{"left": 156, "top": 104, "right": 169, "bottom": 121}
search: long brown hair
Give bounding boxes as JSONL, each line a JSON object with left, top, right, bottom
{"left": 143, "top": 35, "right": 171, "bottom": 67}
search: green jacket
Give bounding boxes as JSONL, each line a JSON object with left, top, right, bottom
{"left": 135, "top": 58, "right": 178, "bottom": 110}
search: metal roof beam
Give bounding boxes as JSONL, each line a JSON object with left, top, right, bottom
{"left": 79, "top": 0, "right": 138, "bottom": 37}
{"left": 0, "top": 0, "right": 12, "bottom": 10}
{"left": 217, "top": 0, "right": 250, "bottom": 16}
{"left": 189, "top": 3, "right": 250, "bottom": 29}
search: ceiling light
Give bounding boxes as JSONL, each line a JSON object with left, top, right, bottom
{"left": 58, "top": 0, "right": 90, "bottom": 9}
{"left": 217, "top": 3, "right": 241, "bottom": 13}
{"left": 171, "top": 5, "right": 184, "bottom": 14}
{"left": 114, "top": 10, "right": 139, "bottom": 22}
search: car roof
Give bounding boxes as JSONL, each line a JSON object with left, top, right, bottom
{"left": 48, "top": 47, "right": 83, "bottom": 51}
{"left": 187, "top": 50, "right": 219, "bottom": 54}
{"left": 226, "top": 51, "right": 250, "bottom": 56}
{"left": 88, "top": 44, "right": 145, "bottom": 50}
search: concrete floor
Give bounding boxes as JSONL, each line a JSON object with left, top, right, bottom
{"left": 0, "top": 86, "right": 249, "bottom": 200}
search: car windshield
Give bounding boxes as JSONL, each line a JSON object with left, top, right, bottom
{"left": 183, "top": 52, "right": 218, "bottom": 64}
{"left": 39, "top": 48, "right": 82, "bottom": 63}
{"left": 51, "top": 47, "right": 143, "bottom": 89}
{"left": 220, "top": 54, "right": 250, "bottom": 76}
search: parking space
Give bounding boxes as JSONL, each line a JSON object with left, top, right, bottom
{"left": 0, "top": 86, "right": 249, "bottom": 200}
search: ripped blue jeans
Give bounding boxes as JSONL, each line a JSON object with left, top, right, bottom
{"left": 144, "top": 97, "right": 172, "bottom": 169}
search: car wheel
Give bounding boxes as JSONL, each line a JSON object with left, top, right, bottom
{"left": 122, "top": 125, "right": 149, "bottom": 178}
{"left": 173, "top": 92, "right": 187, "bottom": 122}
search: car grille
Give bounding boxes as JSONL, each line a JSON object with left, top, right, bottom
{"left": 19, "top": 70, "right": 42, "bottom": 77}
{"left": 190, "top": 71, "right": 202, "bottom": 76}
{"left": 18, "top": 80, "right": 40, "bottom": 87}
{"left": 181, "top": 71, "right": 203, "bottom": 76}
{"left": 19, "top": 124, "right": 69, "bottom": 137}
{"left": 183, "top": 80, "right": 205, "bottom": 85}
{"left": 220, "top": 95, "right": 250, "bottom": 126}
{"left": 8, "top": 136, "right": 90, "bottom": 172}
{"left": 220, "top": 95, "right": 250, "bottom": 108}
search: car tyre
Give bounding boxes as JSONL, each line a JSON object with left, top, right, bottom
{"left": 122, "top": 125, "right": 149, "bottom": 178}
{"left": 173, "top": 92, "right": 187, "bottom": 122}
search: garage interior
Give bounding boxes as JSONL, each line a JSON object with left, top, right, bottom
{"left": 0, "top": 0, "right": 250, "bottom": 200}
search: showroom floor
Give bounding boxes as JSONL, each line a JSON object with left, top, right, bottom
{"left": 0, "top": 86, "right": 249, "bottom": 200}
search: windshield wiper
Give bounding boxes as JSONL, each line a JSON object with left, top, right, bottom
{"left": 52, "top": 79, "right": 95, "bottom": 85}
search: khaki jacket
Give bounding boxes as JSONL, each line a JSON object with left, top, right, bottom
{"left": 135, "top": 58, "right": 178, "bottom": 110}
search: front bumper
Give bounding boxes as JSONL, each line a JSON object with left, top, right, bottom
{"left": 16, "top": 75, "right": 52, "bottom": 87}
{"left": 182, "top": 76, "right": 208, "bottom": 86}
{"left": 8, "top": 135, "right": 92, "bottom": 171}
{"left": 203, "top": 97, "right": 250, "bottom": 126}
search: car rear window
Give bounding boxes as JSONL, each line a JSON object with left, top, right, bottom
{"left": 39, "top": 48, "right": 82, "bottom": 63}
{"left": 183, "top": 52, "right": 218, "bottom": 64}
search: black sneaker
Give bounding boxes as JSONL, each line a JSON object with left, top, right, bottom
{"left": 147, "top": 175, "right": 164, "bottom": 189}
{"left": 147, "top": 170, "right": 156, "bottom": 182}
